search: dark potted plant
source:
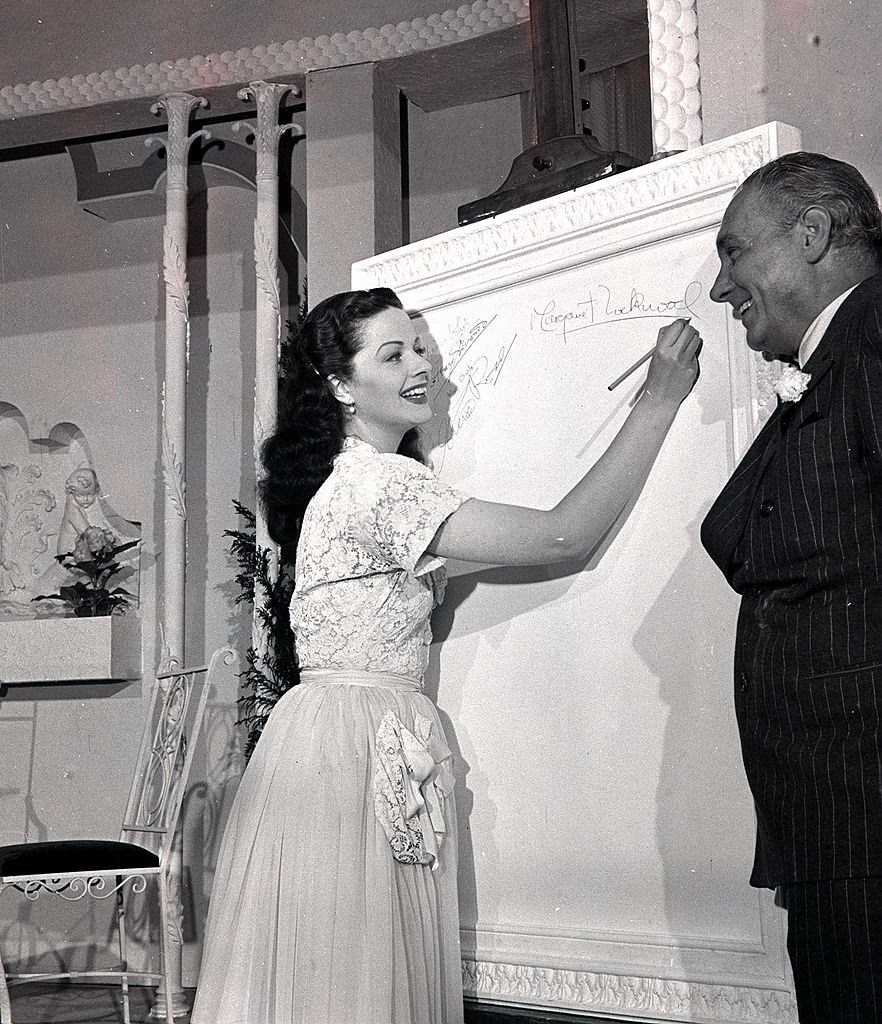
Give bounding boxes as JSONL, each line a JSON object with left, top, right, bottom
{"left": 0, "top": 528, "right": 142, "bottom": 686}
{"left": 33, "top": 526, "right": 138, "bottom": 617}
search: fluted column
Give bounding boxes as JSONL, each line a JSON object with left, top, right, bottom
{"left": 146, "top": 91, "right": 209, "bottom": 1020}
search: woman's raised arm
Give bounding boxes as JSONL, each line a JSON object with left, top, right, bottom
{"left": 426, "top": 318, "right": 701, "bottom": 567}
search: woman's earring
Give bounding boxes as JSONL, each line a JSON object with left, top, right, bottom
{"left": 346, "top": 401, "right": 356, "bottom": 417}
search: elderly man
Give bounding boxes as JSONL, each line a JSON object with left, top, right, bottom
{"left": 701, "top": 152, "right": 882, "bottom": 1023}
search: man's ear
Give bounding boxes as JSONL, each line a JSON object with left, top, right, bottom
{"left": 800, "top": 206, "right": 833, "bottom": 264}
{"left": 326, "top": 374, "right": 353, "bottom": 407}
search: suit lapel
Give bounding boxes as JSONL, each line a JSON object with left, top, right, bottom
{"left": 716, "top": 406, "right": 782, "bottom": 562}
{"left": 775, "top": 277, "right": 868, "bottom": 432}
{"left": 706, "top": 301, "right": 846, "bottom": 573}
{"left": 776, "top": 331, "right": 836, "bottom": 433}
{"left": 704, "top": 276, "right": 876, "bottom": 583}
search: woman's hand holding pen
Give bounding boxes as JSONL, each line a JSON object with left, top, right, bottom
{"left": 609, "top": 318, "right": 702, "bottom": 406}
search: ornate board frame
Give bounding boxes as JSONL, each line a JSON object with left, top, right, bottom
{"left": 352, "top": 121, "right": 803, "bottom": 1022}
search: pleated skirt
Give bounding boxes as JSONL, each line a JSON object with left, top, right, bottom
{"left": 190, "top": 669, "right": 464, "bottom": 1024}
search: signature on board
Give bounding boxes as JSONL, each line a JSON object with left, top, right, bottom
{"left": 423, "top": 314, "right": 516, "bottom": 468}
{"left": 531, "top": 281, "right": 703, "bottom": 341}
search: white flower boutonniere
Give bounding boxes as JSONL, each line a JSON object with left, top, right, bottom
{"left": 772, "top": 364, "right": 812, "bottom": 402}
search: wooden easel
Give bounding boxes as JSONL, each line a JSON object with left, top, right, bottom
{"left": 458, "top": 0, "right": 641, "bottom": 226}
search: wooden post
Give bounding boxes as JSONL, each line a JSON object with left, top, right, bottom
{"left": 531, "top": 0, "right": 581, "bottom": 142}
{"left": 458, "top": 0, "right": 641, "bottom": 226}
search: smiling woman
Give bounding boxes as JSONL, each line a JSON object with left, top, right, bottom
{"left": 190, "top": 285, "right": 701, "bottom": 1024}
{"left": 326, "top": 305, "right": 435, "bottom": 454}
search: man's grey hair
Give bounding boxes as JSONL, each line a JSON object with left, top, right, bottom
{"left": 737, "top": 151, "right": 882, "bottom": 260}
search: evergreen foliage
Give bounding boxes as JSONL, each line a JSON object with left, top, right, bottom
{"left": 225, "top": 499, "right": 298, "bottom": 758}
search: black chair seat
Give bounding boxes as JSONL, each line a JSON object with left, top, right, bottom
{"left": 0, "top": 840, "right": 159, "bottom": 878}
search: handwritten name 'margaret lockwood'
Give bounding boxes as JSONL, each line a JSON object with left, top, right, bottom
{"left": 532, "top": 281, "right": 703, "bottom": 341}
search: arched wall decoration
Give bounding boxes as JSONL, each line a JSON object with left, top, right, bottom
{"left": 0, "top": 2, "right": 703, "bottom": 151}
{"left": 0, "top": 405, "right": 141, "bottom": 619}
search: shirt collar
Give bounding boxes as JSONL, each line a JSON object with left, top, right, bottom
{"left": 341, "top": 435, "right": 379, "bottom": 455}
{"left": 797, "top": 284, "right": 859, "bottom": 368}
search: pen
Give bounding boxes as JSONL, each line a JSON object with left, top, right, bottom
{"left": 607, "top": 349, "right": 653, "bottom": 391}
{"left": 607, "top": 319, "right": 691, "bottom": 391}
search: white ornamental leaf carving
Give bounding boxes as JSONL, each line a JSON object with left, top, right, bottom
{"left": 254, "top": 220, "right": 281, "bottom": 315}
{"left": 0, "top": 464, "right": 57, "bottom": 601}
{"left": 163, "top": 228, "right": 190, "bottom": 321}
{"left": 161, "top": 423, "right": 187, "bottom": 521}
{"left": 461, "top": 959, "right": 797, "bottom": 1023}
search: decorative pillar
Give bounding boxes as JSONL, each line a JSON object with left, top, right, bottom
{"left": 647, "top": 0, "right": 703, "bottom": 153}
{"left": 234, "top": 82, "right": 304, "bottom": 654}
{"left": 146, "top": 91, "right": 209, "bottom": 1021}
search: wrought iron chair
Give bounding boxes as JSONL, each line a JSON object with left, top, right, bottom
{"left": 0, "top": 645, "right": 235, "bottom": 1023}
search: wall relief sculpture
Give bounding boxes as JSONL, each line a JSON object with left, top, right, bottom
{"left": 0, "top": 403, "right": 141, "bottom": 620}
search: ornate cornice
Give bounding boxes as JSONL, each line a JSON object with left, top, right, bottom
{"left": 0, "top": 1, "right": 527, "bottom": 120}
{"left": 1, "top": 1, "right": 706, "bottom": 155}
{"left": 462, "top": 959, "right": 798, "bottom": 1023}
{"left": 354, "top": 129, "right": 778, "bottom": 294}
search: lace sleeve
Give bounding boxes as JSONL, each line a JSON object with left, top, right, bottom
{"left": 361, "top": 455, "right": 468, "bottom": 575}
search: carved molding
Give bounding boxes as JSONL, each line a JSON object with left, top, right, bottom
{"left": 162, "top": 228, "right": 191, "bottom": 322}
{"left": 0, "top": 406, "right": 141, "bottom": 619}
{"left": 648, "top": 0, "right": 702, "bottom": 151}
{"left": 235, "top": 81, "right": 304, "bottom": 182}
{"left": 353, "top": 126, "right": 792, "bottom": 297}
{"left": 462, "top": 959, "right": 798, "bottom": 1023}
{"left": 1, "top": 2, "right": 703, "bottom": 155}
{"left": 149, "top": 95, "right": 210, "bottom": 189}
{"left": 0, "top": 1, "right": 528, "bottom": 119}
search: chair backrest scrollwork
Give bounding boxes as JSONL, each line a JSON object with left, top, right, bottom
{"left": 121, "top": 646, "right": 235, "bottom": 863}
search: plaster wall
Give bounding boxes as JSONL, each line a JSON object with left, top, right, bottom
{"left": 407, "top": 94, "right": 524, "bottom": 242}
{"left": 0, "top": 89, "right": 523, "bottom": 979}
{"left": 698, "top": 0, "right": 882, "bottom": 193}
{"left": 0, "top": 149, "right": 164, "bottom": 968}
{"left": 0, "top": 150, "right": 269, "bottom": 972}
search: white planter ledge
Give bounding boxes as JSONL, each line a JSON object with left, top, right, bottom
{"left": 0, "top": 613, "right": 141, "bottom": 684}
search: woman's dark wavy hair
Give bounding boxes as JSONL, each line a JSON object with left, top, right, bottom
{"left": 738, "top": 151, "right": 882, "bottom": 259}
{"left": 260, "top": 287, "right": 424, "bottom": 549}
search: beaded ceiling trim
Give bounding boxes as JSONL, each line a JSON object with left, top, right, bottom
{"left": 0, "top": 1, "right": 527, "bottom": 119}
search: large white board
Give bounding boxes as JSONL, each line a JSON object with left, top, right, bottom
{"left": 353, "top": 124, "right": 801, "bottom": 1023}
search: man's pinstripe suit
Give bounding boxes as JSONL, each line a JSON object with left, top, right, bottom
{"left": 700, "top": 151, "right": 882, "bottom": 1021}
{"left": 702, "top": 272, "right": 882, "bottom": 1021}
{"left": 701, "top": 272, "right": 882, "bottom": 892}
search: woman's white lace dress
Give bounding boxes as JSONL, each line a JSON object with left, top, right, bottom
{"left": 191, "top": 437, "right": 468, "bottom": 1024}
